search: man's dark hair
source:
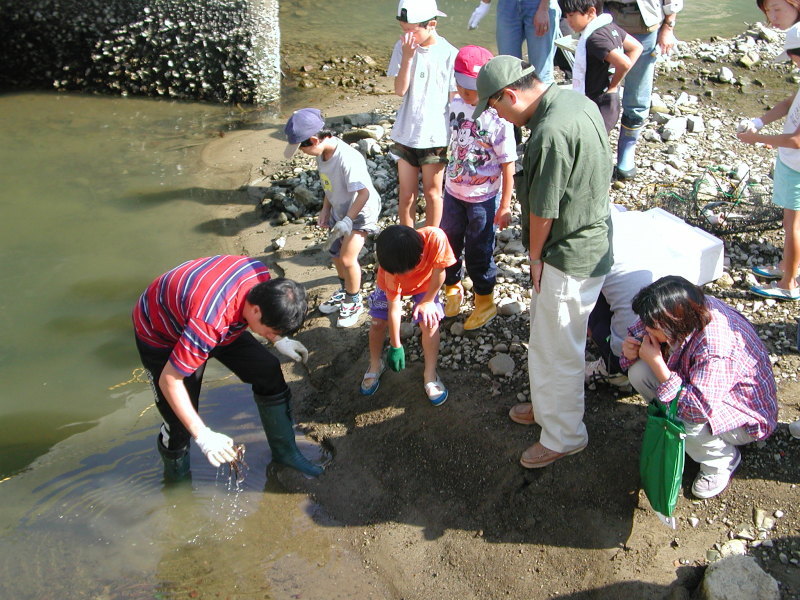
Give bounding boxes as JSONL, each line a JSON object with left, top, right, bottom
{"left": 631, "top": 276, "right": 711, "bottom": 344}
{"left": 376, "top": 225, "right": 424, "bottom": 274}
{"left": 246, "top": 278, "right": 307, "bottom": 335}
{"left": 487, "top": 60, "right": 539, "bottom": 106}
{"left": 558, "top": 0, "right": 602, "bottom": 14}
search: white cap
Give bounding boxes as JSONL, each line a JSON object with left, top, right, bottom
{"left": 396, "top": 0, "right": 446, "bottom": 23}
{"left": 775, "top": 23, "right": 800, "bottom": 62}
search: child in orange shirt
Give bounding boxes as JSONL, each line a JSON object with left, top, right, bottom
{"left": 361, "top": 225, "right": 456, "bottom": 405}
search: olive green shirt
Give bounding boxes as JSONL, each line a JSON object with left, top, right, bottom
{"left": 519, "top": 85, "right": 613, "bottom": 278}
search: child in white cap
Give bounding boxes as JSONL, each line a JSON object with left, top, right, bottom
{"left": 388, "top": 0, "right": 457, "bottom": 228}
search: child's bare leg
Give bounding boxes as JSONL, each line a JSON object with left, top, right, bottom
{"left": 338, "top": 231, "right": 367, "bottom": 294}
{"left": 419, "top": 320, "right": 441, "bottom": 383}
{"left": 368, "top": 318, "right": 388, "bottom": 373}
{"left": 330, "top": 256, "right": 345, "bottom": 283}
{"left": 421, "top": 162, "right": 445, "bottom": 228}
{"left": 397, "top": 159, "right": 420, "bottom": 227}
{"left": 779, "top": 208, "right": 800, "bottom": 290}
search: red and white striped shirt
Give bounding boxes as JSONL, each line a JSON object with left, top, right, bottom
{"left": 133, "top": 256, "right": 270, "bottom": 376}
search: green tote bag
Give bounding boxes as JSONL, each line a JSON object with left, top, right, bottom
{"left": 639, "top": 390, "right": 686, "bottom": 518}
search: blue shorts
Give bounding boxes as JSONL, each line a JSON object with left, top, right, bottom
{"left": 367, "top": 288, "right": 444, "bottom": 324}
{"left": 773, "top": 158, "right": 800, "bottom": 211}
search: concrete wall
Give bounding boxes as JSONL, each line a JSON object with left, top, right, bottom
{"left": 0, "top": 0, "right": 280, "bottom": 104}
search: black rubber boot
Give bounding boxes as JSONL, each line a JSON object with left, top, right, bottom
{"left": 156, "top": 437, "right": 191, "bottom": 483}
{"left": 255, "top": 389, "right": 323, "bottom": 477}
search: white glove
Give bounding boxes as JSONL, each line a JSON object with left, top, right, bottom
{"left": 329, "top": 216, "right": 353, "bottom": 241}
{"left": 274, "top": 336, "right": 309, "bottom": 363}
{"left": 736, "top": 117, "right": 763, "bottom": 133}
{"left": 468, "top": 1, "right": 491, "bottom": 29}
{"left": 194, "top": 427, "right": 237, "bottom": 467}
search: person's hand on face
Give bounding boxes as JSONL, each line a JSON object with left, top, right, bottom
{"left": 638, "top": 333, "right": 664, "bottom": 367}
{"left": 401, "top": 31, "right": 420, "bottom": 59}
{"left": 621, "top": 335, "right": 642, "bottom": 361}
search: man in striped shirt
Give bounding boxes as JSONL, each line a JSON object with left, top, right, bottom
{"left": 133, "top": 255, "right": 323, "bottom": 480}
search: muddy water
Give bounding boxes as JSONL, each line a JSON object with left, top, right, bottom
{"left": 279, "top": 0, "right": 763, "bottom": 62}
{"left": 0, "top": 93, "right": 379, "bottom": 599}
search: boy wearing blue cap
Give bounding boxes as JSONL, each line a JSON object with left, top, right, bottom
{"left": 284, "top": 108, "right": 382, "bottom": 327}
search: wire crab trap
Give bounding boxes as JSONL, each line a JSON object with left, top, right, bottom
{"left": 648, "top": 167, "right": 782, "bottom": 235}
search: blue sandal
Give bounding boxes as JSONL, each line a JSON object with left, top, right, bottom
{"left": 360, "top": 361, "right": 385, "bottom": 396}
{"left": 750, "top": 283, "right": 800, "bottom": 301}
{"left": 424, "top": 375, "right": 448, "bottom": 407}
{"left": 751, "top": 266, "right": 783, "bottom": 280}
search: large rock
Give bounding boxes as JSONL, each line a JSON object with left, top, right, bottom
{"left": 698, "top": 555, "right": 779, "bottom": 600}
{"left": 488, "top": 353, "right": 515, "bottom": 376}
{"left": 661, "top": 117, "right": 688, "bottom": 141}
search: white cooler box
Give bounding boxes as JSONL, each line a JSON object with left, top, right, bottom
{"left": 611, "top": 207, "right": 724, "bottom": 286}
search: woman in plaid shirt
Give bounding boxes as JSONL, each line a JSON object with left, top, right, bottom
{"left": 620, "top": 276, "right": 778, "bottom": 499}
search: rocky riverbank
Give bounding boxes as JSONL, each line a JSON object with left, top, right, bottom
{"left": 217, "top": 25, "right": 800, "bottom": 600}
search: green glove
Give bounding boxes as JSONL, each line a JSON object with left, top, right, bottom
{"left": 387, "top": 345, "right": 405, "bottom": 372}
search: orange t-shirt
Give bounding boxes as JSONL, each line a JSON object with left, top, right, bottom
{"left": 376, "top": 227, "right": 456, "bottom": 301}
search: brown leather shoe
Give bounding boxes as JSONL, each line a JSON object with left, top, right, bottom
{"left": 520, "top": 442, "right": 587, "bottom": 469}
{"left": 509, "top": 402, "right": 536, "bottom": 425}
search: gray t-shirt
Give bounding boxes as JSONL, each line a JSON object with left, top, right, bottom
{"left": 388, "top": 34, "right": 457, "bottom": 149}
{"left": 317, "top": 137, "right": 381, "bottom": 231}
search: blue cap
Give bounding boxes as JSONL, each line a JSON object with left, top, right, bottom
{"left": 284, "top": 108, "right": 325, "bottom": 158}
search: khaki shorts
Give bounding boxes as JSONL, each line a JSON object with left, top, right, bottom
{"left": 392, "top": 142, "right": 447, "bottom": 167}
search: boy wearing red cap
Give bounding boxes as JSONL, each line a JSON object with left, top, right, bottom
{"left": 441, "top": 45, "right": 517, "bottom": 329}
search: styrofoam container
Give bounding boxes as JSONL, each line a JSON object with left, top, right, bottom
{"left": 641, "top": 207, "right": 724, "bottom": 285}
{"left": 609, "top": 207, "right": 724, "bottom": 286}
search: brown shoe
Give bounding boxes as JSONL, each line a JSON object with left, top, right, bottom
{"left": 520, "top": 442, "right": 586, "bottom": 469}
{"left": 509, "top": 402, "right": 536, "bottom": 425}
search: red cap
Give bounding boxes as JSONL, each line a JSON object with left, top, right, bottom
{"left": 454, "top": 45, "right": 494, "bottom": 90}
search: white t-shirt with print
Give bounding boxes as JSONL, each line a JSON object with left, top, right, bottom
{"left": 317, "top": 137, "right": 381, "bottom": 229}
{"left": 444, "top": 95, "right": 517, "bottom": 203}
{"left": 387, "top": 34, "right": 457, "bottom": 149}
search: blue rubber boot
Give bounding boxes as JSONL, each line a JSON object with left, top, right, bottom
{"left": 615, "top": 123, "right": 642, "bottom": 180}
{"left": 255, "top": 389, "right": 323, "bottom": 477}
{"left": 157, "top": 436, "right": 191, "bottom": 483}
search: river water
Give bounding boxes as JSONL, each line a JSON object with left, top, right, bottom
{"left": 0, "top": 0, "right": 768, "bottom": 597}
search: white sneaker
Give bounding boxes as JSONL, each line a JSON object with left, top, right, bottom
{"left": 691, "top": 448, "right": 741, "bottom": 499}
{"left": 789, "top": 419, "right": 800, "bottom": 439}
{"left": 584, "top": 358, "right": 631, "bottom": 391}
{"left": 337, "top": 300, "right": 363, "bottom": 327}
{"left": 319, "top": 289, "right": 346, "bottom": 314}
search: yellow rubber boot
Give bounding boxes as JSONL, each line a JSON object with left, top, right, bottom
{"left": 464, "top": 292, "right": 497, "bottom": 330}
{"left": 444, "top": 283, "right": 464, "bottom": 317}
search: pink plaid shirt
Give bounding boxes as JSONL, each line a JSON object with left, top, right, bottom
{"left": 620, "top": 297, "right": 778, "bottom": 440}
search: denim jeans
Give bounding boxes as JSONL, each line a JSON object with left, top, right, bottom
{"left": 440, "top": 190, "right": 497, "bottom": 296}
{"left": 620, "top": 30, "right": 658, "bottom": 129}
{"left": 496, "top": 0, "right": 561, "bottom": 84}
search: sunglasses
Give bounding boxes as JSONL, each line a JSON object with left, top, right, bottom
{"left": 299, "top": 138, "right": 314, "bottom": 147}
